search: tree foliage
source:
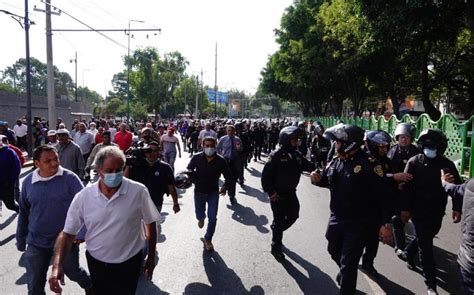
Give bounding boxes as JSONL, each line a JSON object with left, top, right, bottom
{"left": 260, "top": 0, "right": 474, "bottom": 119}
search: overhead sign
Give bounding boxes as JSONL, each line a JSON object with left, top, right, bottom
{"left": 207, "top": 89, "right": 228, "bottom": 103}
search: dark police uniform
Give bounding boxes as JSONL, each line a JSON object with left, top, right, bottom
{"left": 128, "top": 160, "right": 174, "bottom": 212}
{"left": 387, "top": 143, "right": 419, "bottom": 251}
{"left": 401, "top": 153, "right": 462, "bottom": 289}
{"left": 316, "top": 149, "right": 392, "bottom": 294}
{"left": 261, "top": 147, "right": 315, "bottom": 252}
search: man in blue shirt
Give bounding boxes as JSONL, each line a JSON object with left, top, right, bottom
{"left": 216, "top": 124, "right": 241, "bottom": 205}
{"left": 0, "top": 135, "right": 20, "bottom": 212}
{"left": 16, "top": 145, "right": 92, "bottom": 295}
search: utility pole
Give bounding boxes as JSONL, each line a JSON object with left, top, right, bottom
{"left": 195, "top": 76, "right": 199, "bottom": 119}
{"left": 214, "top": 42, "right": 218, "bottom": 118}
{"left": 34, "top": 1, "right": 60, "bottom": 129}
{"left": 24, "top": 1, "right": 33, "bottom": 157}
{"left": 70, "top": 51, "right": 77, "bottom": 102}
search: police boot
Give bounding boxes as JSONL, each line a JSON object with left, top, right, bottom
{"left": 361, "top": 263, "right": 379, "bottom": 278}
{"left": 427, "top": 287, "right": 438, "bottom": 295}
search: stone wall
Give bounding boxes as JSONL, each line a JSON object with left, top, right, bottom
{"left": 0, "top": 90, "right": 93, "bottom": 128}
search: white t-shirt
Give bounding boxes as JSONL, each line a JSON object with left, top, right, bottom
{"left": 63, "top": 178, "right": 161, "bottom": 263}
{"left": 13, "top": 124, "right": 28, "bottom": 137}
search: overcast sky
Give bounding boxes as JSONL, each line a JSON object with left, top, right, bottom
{"left": 0, "top": 0, "right": 293, "bottom": 97}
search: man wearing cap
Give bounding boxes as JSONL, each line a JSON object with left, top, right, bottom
{"left": 160, "top": 127, "right": 181, "bottom": 171}
{"left": 13, "top": 119, "right": 28, "bottom": 150}
{"left": 56, "top": 129, "right": 85, "bottom": 179}
{"left": 47, "top": 130, "right": 58, "bottom": 149}
{"left": 88, "top": 122, "right": 98, "bottom": 138}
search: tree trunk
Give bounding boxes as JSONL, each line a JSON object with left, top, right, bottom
{"left": 421, "top": 53, "right": 441, "bottom": 120}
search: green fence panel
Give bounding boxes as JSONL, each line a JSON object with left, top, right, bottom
{"left": 306, "top": 113, "right": 473, "bottom": 178}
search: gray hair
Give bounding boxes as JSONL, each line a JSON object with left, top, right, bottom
{"left": 94, "top": 146, "right": 126, "bottom": 170}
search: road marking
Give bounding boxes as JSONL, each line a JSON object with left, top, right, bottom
{"left": 361, "top": 272, "right": 386, "bottom": 295}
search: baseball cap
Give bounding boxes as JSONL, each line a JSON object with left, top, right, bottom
{"left": 47, "top": 130, "right": 57, "bottom": 136}
{"left": 56, "top": 128, "right": 70, "bottom": 136}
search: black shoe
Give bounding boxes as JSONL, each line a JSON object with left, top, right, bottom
{"left": 396, "top": 249, "right": 407, "bottom": 261}
{"left": 427, "top": 287, "right": 438, "bottom": 295}
{"left": 361, "top": 263, "right": 379, "bottom": 278}
{"left": 238, "top": 179, "right": 244, "bottom": 186}
{"left": 406, "top": 254, "right": 416, "bottom": 270}
{"left": 336, "top": 272, "right": 341, "bottom": 286}
{"left": 230, "top": 196, "right": 237, "bottom": 205}
{"left": 271, "top": 248, "right": 285, "bottom": 262}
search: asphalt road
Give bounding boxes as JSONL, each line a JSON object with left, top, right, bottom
{"left": 0, "top": 145, "right": 463, "bottom": 294}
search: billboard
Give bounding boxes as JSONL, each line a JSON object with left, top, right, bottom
{"left": 207, "top": 89, "right": 228, "bottom": 103}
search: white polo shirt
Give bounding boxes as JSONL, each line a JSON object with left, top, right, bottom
{"left": 63, "top": 177, "right": 161, "bottom": 263}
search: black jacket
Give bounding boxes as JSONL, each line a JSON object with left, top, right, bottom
{"left": 261, "top": 147, "right": 315, "bottom": 197}
{"left": 401, "top": 154, "right": 462, "bottom": 217}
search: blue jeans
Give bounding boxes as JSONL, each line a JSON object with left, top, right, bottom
{"left": 164, "top": 151, "right": 177, "bottom": 171}
{"left": 25, "top": 244, "right": 92, "bottom": 295}
{"left": 194, "top": 191, "right": 219, "bottom": 241}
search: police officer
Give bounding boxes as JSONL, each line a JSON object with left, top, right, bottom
{"left": 400, "top": 128, "right": 462, "bottom": 295}
{"left": 310, "top": 122, "right": 330, "bottom": 169}
{"left": 261, "top": 126, "right": 315, "bottom": 262}
{"left": 361, "top": 130, "right": 397, "bottom": 277}
{"left": 311, "top": 124, "right": 393, "bottom": 295}
{"left": 387, "top": 123, "right": 418, "bottom": 257}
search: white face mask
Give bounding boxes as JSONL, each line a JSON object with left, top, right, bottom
{"left": 423, "top": 148, "right": 437, "bottom": 159}
{"left": 204, "top": 147, "right": 216, "bottom": 156}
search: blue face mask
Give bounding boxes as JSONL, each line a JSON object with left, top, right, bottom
{"left": 423, "top": 148, "right": 437, "bottom": 159}
{"left": 102, "top": 171, "right": 123, "bottom": 188}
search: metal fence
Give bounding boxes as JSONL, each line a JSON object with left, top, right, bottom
{"left": 311, "top": 114, "right": 474, "bottom": 179}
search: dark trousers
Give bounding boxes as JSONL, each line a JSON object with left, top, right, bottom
{"left": 225, "top": 159, "right": 238, "bottom": 197}
{"left": 405, "top": 216, "right": 443, "bottom": 289}
{"left": 326, "top": 216, "right": 367, "bottom": 295}
{"left": 392, "top": 215, "right": 406, "bottom": 250}
{"left": 16, "top": 136, "right": 27, "bottom": 150}
{"left": 459, "top": 265, "right": 474, "bottom": 295}
{"left": 254, "top": 144, "right": 263, "bottom": 160}
{"left": 86, "top": 250, "right": 142, "bottom": 295}
{"left": 270, "top": 195, "right": 300, "bottom": 249}
{"left": 236, "top": 154, "right": 247, "bottom": 182}
{"left": 362, "top": 221, "right": 381, "bottom": 266}
{"left": 0, "top": 181, "right": 19, "bottom": 212}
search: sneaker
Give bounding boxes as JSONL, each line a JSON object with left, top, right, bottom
{"left": 396, "top": 249, "right": 407, "bottom": 261}
{"left": 198, "top": 219, "right": 205, "bottom": 229}
{"left": 361, "top": 263, "right": 379, "bottom": 278}
{"left": 427, "top": 287, "right": 438, "bottom": 295}
{"left": 271, "top": 248, "right": 285, "bottom": 262}
{"left": 204, "top": 239, "right": 214, "bottom": 251}
{"left": 230, "top": 196, "right": 237, "bottom": 205}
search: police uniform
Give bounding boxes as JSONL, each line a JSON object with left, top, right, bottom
{"left": 387, "top": 143, "right": 419, "bottom": 251}
{"left": 316, "top": 149, "right": 392, "bottom": 294}
{"left": 261, "top": 147, "right": 315, "bottom": 254}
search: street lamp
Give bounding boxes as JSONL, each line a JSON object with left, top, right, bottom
{"left": 69, "top": 51, "right": 77, "bottom": 102}
{"left": 127, "top": 19, "right": 144, "bottom": 123}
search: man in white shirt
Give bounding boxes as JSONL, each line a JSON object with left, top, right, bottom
{"left": 197, "top": 123, "right": 217, "bottom": 149}
{"left": 13, "top": 119, "right": 28, "bottom": 150}
{"left": 48, "top": 146, "right": 160, "bottom": 295}
{"left": 73, "top": 123, "right": 94, "bottom": 163}
{"left": 88, "top": 122, "right": 98, "bottom": 139}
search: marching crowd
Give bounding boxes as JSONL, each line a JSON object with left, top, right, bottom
{"left": 0, "top": 116, "right": 473, "bottom": 295}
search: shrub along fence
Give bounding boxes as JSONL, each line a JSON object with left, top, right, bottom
{"left": 311, "top": 114, "right": 474, "bottom": 179}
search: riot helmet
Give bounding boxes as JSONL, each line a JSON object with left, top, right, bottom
{"left": 394, "top": 123, "right": 416, "bottom": 141}
{"left": 417, "top": 128, "right": 447, "bottom": 158}
{"left": 278, "top": 126, "right": 299, "bottom": 149}
{"left": 323, "top": 124, "right": 364, "bottom": 156}
{"left": 174, "top": 172, "right": 193, "bottom": 189}
{"left": 366, "top": 130, "right": 392, "bottom": 157}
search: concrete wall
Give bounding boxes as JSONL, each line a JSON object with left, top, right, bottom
{"left": 0, "top": 90, "right": 93, "bottom": 128}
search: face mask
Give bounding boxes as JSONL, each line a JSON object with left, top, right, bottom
{"left": 102, "top": 171, "right": 123, "bottom": 188}
{"left": 204, "top": 147, "right": 215, "bottom": 156}
{"left": 423, "top": 148, "right": 437, "bottom": 159}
